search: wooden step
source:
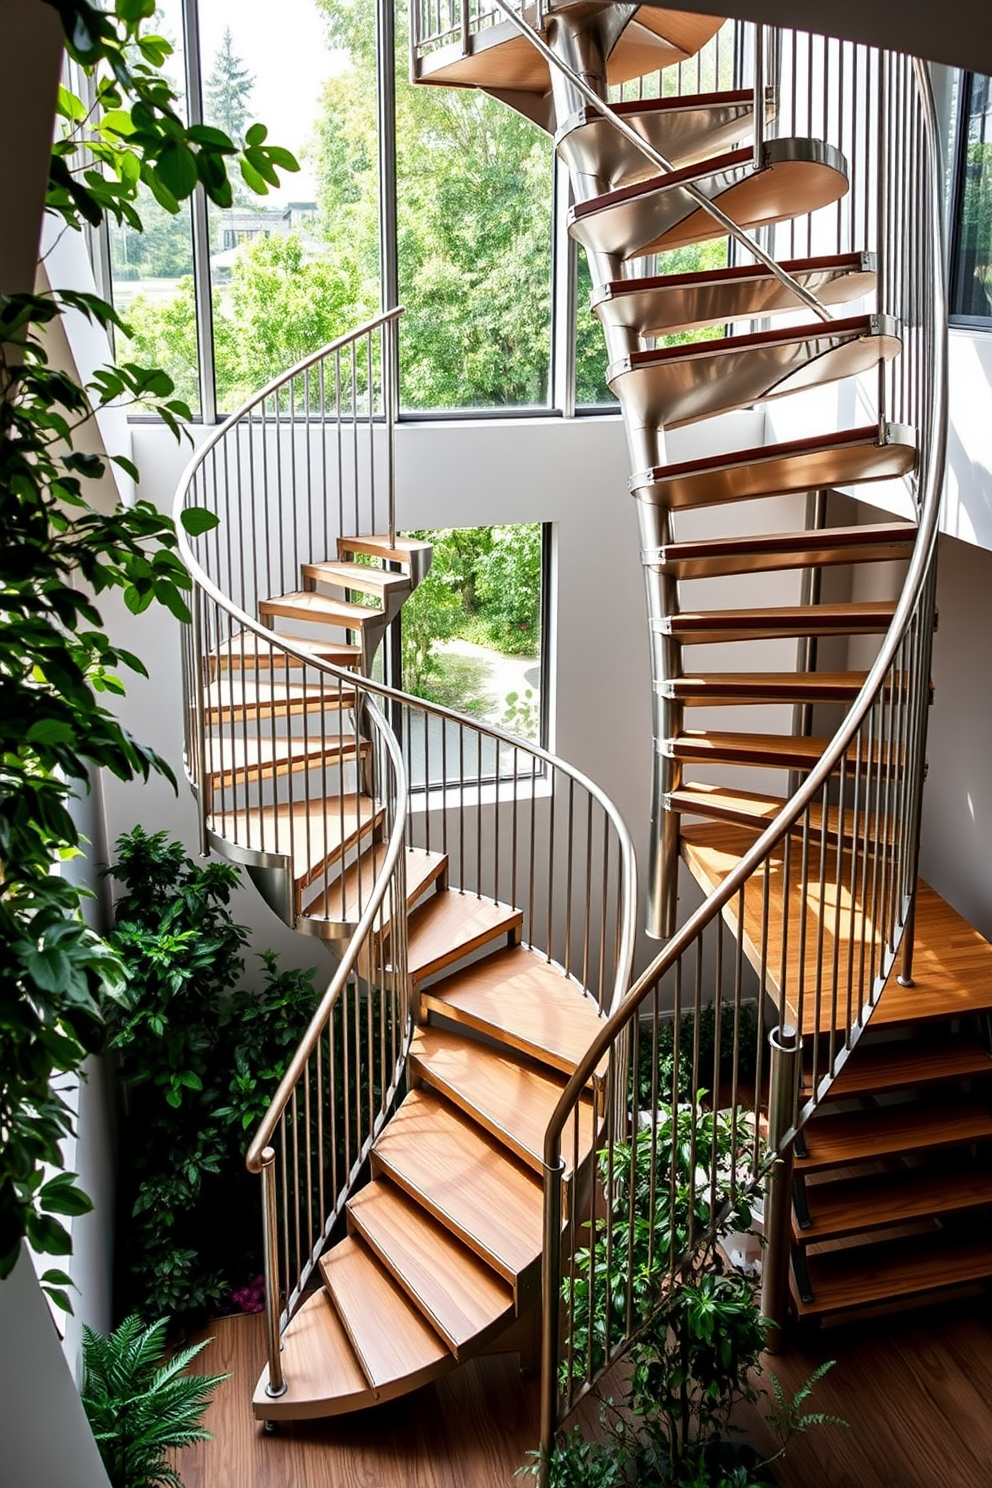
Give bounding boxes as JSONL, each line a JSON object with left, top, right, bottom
{"left": 302, "top": 845, "right": 447, "bottom": 928}
{"left": 421, "top": 944, "right": 606, "bottom": 1079}
{"left": 816, "top": 1033, "right": 992, "bottom": 1099}
{"left": 208, "top": 629, "right": 362, "bottom": 672}
{"left": 202, "top": 676, "right": 355, "bottom": 723}
{"left": 407, "top": 891, "right": 523, "bottom": 983}
{"left": 370, "top": 1087, "right": 544, "bottom": 1293}
{"left": 410, "top": 1023, "right": 595, "bottom": 1177}
{"left": 609, "top": 315, "right": 901, "bottom": 434}
{"left": 302, "top": 560, "right": 411, "bottom": 600}
{"left": 593, "top": 252, "right": 876, "bottom": 340}
{"left": 662, "top": 671, "right": 872, "bottom": 705}
{"left": 631, "top": 427, "right": 916, "bottom": 511}
{"left": 796, "top": 1163, "right": 992, "bottom": 1244}
{"left": 210, "top": 793, "right": 383, "bottom": 897}
{"left": 337, "top": 533, "right": 432, "bottom": 584}
{"left": 569, "top": 139, "right": 848, "bottom": 262}
{"left": 251, "top": 1289, "right": 373, "bottom": 1420}
{"left": 203, "top": 732, "right": 367, "bottom": 789}
{"left": 345, "top": 1179, "right": 514, "bottom": 1355}
{"left": 669, "top": 782, "right": 862, "bottom": 845}
{"left": 319, "top": 1236, "right": 453, "bottom": 1395}
{"left": 258, "top": 590, "right": 382, "bottom": 631}
{"left": 557, "top": 88, "right": 769, "bottom": 195}
{"left": 667, "top": 730, "right": 886, "bottom": 773}
{"left": 795, "top": 1231, "right": 992, "bottom": 1319}
{"left": 664, "top": 601, "right": 897, "bottom": 643}
{"left": 414, "top": 9, "right": 722, "bottom": 102}
{"left": 680, "top": 824, "right": 992, "bottom": 1034}
{"left": 797, "top": 1100, "right": 992, "bottom": 1172}
{"left": 647, "top": 522, "right": 916, "bottom": 580}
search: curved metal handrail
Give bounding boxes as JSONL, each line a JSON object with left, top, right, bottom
{"left": 543, "top": 53, "right": 947, "bottom": 1161}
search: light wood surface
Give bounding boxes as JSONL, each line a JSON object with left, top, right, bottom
{"left": 212, "top": 794, "right": 383, "bottom": 891}
{"left": 817, "top": 1033, "right": 992, "bottom": 1098}
{"left": 634, "top": 428, "right": 917, "bottom": 509}
{"left": 669, "top": 781, "right": 867, "bottom": 847}
{"left": 204, "top": 732, "right": 366, "bottom": 788}
{"left": 669, "top": 600, "right": 897, "bottom": 641}
{"left": 319, "top": 1236, "right": 453, "bottom": 1393}
{"left": 680, "top": 824, "right": 992, "bottom": 1033}
{"left": 370, "top": 1087, "right": 544, "bottom": 1288}
{"left": 671, "top": 730, "right": 874, "bottom": 771}
{"left": 203, "top": 676, "right": 354, "bottom": 722}
{"left": 303, "top": 845, "right": 447, "bottom": 926}
{"left": 798, "top": 1100, "right": 992, "bottom": 1171}
{"left": 338, "top": 532, "right": 432, "bottom": 566}
{"left": 345, "top": 1179, "right": 515, "bottom": 1354}
{"left": 410, "top": 1023, "right": 595, "bottom": 1177}
{"left": 302, "top": 560, "right": 410, "bottom": 597}
{"left": 209, "top": 629, "right": 362, "bottom": 670}
{"left": 796, "top": 1164, "right": 992, "bottom": 1243}
{"left": 259, "top": 589, "right": 379, "bottom": 629}
{"left": 653, "top": 521, "right": 916, "bottom": 576}
{"left": 421, "top": 944, "right": 606, "bottom": 1077}
{"left": 407, "top": 890, "right": 522, "bottom": 983}
{"left": 798, "top": 1232, "right": 992, "bottom": 1317}
{"left": 251, "top": 1290, "right": 373, "bottom": 1420}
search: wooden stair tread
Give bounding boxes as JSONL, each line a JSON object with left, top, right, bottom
{"left": 664, "top": 672, "right": 872, "bottom": 705}
{"left": 252, "top": 1289, "right": 372, "bottom": 1420}
{"left": 797, "top": 1099, "right": 992, "bottom": 1170}
{"left": 203, "top": 732, "right": 365, "bottom": 786}
{"left": 370, "top": 1087, "right": 544, "bottom": 1288}
{"left": 648, "top": 521, "right": 916, "bottom": 577}
{"left": 666, "top": 601, "right": 897, "bottom": 641}
{"left": 209, "top": 629, "right": 362, "bottom": 670}
{"left": 680, "top": 824, "right": 992, "bottom": 1032}
{"left": 345, "top": 1178, "right": 514, "bottom": 1354}
{"left": 407, "top": 891, "right": 522, "bottom": 983}
{"left": 569, "top": 140, "right": 848, "bottom": 260}
{"left": 796, "top": 1163, "right": 992, "bottom": 1243}
{"left": 258, "top": 590, "right": 380, "bottom": 628}
{"left": 319, "top": 1236, "right": 452, "bottom": 1394}
{"left": 795, "top": 1231, "right": 992, "bottom": 1317}
{"left": 302, "top": 560, "right": 411, "bottom": 595}
{"left": 339, "top": 532, "right": 431, "bottom": 564}
{"left": 669, "top": 782, "right": 863, "bottom": 844}
{"left": 202, "top": 676, "right": 355, "bottom": 721}
{"left": 608, "top": 316, "right": 900, "bottom": 434}
{"left": 303, "top": 845, "right": 446, "bottom": 926}
{"left": 421, "top": 944, "right": 605, "bottom": 1078}
{"left": 817, "top": 1034, "right": 992, "bottom": 1098}
{"left": 410, "top": 1023, "right": 595, "bottom": 1176}
{"left": 593, "top": 252, "right": 876, "bottom": 337}
{"left": 669, "top": 729, "right": 884, "bottom": 771}
{"left": 631, "top": 426, "right": 916, "bottom": 509}
{"left": 211, "top": 794, "right": 383, "bottom": 890}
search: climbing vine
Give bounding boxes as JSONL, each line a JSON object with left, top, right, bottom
{"left": 0, "top": 0, "right": 297, "bottom": 1295}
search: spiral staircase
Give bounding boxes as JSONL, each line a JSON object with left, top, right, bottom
{"left": 174, "top": 1, "right": 992, "bottom": 1465}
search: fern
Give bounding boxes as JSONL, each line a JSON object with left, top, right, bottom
{"left": 764, "top": 1361, "right": 849, "bottom": 1462}
{"left": 80, "top": 1316, "right": 229, "bottom": 1488}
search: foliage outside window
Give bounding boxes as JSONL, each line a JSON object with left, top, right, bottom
{"left": 400, "top": 524, "right": 545, "bottom": 750}
{"left": 951, "top": 72, "right": 992, "bottom": 322}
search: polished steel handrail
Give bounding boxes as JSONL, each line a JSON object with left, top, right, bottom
{"left": 537, "top": 46, "right": 947, "bottom": 1461}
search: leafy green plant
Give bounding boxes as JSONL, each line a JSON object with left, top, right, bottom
{"left": 636, "top": 1003, "right": 760, "bottom": 1109}
{"left": 104, "top": 828, "right": 317, "bottom": 1321}
{"left": 0, "top": 0, "right": 297, "bottom": 1292}
{"left": 80, "top": 1314, "right": 228, "bottom": 1488}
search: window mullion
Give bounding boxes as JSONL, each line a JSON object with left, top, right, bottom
{"left": 182, "top": 0, "right": 218, "bottom": 423}
{"left": 550, "top": 153, "right": 577, "bottom": 417}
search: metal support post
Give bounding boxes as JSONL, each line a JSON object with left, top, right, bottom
{"left": 761, "top": 1024, "right": 800, "bottom": 1353}
{"left": 261, "top": 1148, "right": 287, "bottom": 1399}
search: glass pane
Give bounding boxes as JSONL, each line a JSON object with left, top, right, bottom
{"left": 108, "top": 0, "right": 200, "bottom": 413}
{"left": 396, "top": 2, "right": 553, "bottom": 412}
{"left": 198, "top": 0, "right": 379, "bottom": 413}
{"left": 401, "top": 525, "right": 544, "bottom": 782}
{"left": 953, "top": 74, "right": 992, "bottom": 321}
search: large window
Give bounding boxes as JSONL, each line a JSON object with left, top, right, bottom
{"left": 951, "top": 72, "right": 992, "bottom": 323}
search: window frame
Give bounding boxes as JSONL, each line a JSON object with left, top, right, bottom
{"left": 949, "top": 70, "right": 992, "bottom": 330}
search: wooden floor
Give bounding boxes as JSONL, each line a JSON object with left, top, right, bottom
{"left": 177, "top": 1298, "right": 992, "bottom": 1488}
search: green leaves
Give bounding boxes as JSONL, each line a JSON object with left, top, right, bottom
{"left": 180, "top": 507, "right": 221, "bottom": 538}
